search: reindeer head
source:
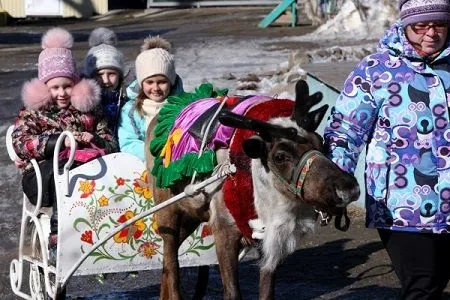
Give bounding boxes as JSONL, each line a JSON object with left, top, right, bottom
{"left": 219, "top": 80, "right": 360, "bottom": 216}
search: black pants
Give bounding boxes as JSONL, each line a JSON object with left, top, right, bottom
{"left": 378, "top": 229, "right": 450, "bottom": 300}
{"left": 22, "top": 159, "right": 79, "bottom": 234}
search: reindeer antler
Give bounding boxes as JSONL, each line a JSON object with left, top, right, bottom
{"left": 294, "top": 81, "right": 323, "bottom": 114}
{"left": 292, "top": 80, "right": 328, "bottom": 132}
{"left": 218, "top": 111, "right": 306, "bottom": 143}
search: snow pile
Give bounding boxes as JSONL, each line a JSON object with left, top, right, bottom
{"left": 301, "top": 43, "right": 376, "bottom": 63}
{"left": 174, "top": 1, "right": 399, "bottom": 98}
{"left": 299, "top": 0, "right": 398, "bottom": 42}
{"left": 239, "top": 0, "right": 401, "bottom": 99}
{"left": 175, "top": 38, "right": 291, "bottom": 94}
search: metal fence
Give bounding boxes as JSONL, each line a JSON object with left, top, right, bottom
{"left": 147, "top": 0, "right": 281, "bottom": 8}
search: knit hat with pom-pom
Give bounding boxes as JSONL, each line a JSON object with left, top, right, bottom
{"left": 135, "top": 36, "right": 176, "bottom": 87}
{"left": 38, "top": 27, "right": 78, "bottom": 83}
{"left": 399, "top": 0, "right": 450, "bottom": 27}
{"left": 83, "top": 27, "right": 124, "bottom": 77}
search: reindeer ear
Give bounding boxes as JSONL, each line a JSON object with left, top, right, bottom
{"left": 306, "top": 105, "right": 329, "bottom": 131}
{"left": 243, "top": 135, "right": 267, "bottom": 159}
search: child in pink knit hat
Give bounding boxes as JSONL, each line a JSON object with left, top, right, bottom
{"left": 11, "top": 27, "right": 119, "bottom": 261}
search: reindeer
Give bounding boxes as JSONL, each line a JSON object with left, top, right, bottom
{"left": 144, "top": 80, "right": 360, "bottom": 300}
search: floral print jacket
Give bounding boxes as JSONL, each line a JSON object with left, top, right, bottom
{"left": 12, "top": 78, "right": 118, "bottom": 172}
{"left": 324, "top": 21, "right": 450, "bottom": 233}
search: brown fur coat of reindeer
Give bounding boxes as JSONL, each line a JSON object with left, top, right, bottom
{"left": 144, "top": 80, "right": 360, "bottom": 299}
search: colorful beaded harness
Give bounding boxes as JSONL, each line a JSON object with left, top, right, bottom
{"left": 275, "top": 149, "right": 323, "bottom": 198}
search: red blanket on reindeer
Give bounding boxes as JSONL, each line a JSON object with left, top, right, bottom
{"left": 150, "top": 83, "right": 294, "bottom": 239}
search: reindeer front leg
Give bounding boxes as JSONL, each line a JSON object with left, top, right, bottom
{"left": 214, "top": 223, "right": 242, "bottom": 300}
{"left": 154, "top": 189, "right": 182, "bottom": 300}
{"left": 159, "top": 210, "right": 181, "bottom": 299}
{"left": 259, "top": 268, "right": 275, "bottom": 300}
{"left": 211, "top": 193, "right": 243, "bottom": 300}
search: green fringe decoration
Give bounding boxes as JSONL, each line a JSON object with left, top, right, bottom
{"left": 152, "top": 151, "right": 217, "bottom": 188}
{"left": 150, "top": 83, "right": 228, "bottom": 188}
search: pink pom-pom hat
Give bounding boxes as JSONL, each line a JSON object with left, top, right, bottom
{"left": 71, "top": 79, "right": 101, "bottom": 112}
{"left": 21, "top": 27, "right": 102, "bottom": 112}
{"left": 38, "top": 27, "right": 78, "bottom": 83}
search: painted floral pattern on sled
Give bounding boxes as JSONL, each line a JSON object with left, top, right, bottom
{"left": 57, "top": 153, "right": 217, "bottom": 276}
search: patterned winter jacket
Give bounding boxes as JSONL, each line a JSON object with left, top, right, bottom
{"left": 12, "top": 78, "right": 119, "bottom": 172}
{"left": 118, "top": 76, "right": 184, "bottom": 161}
{"left": 324, "top": 21, "right": 450, "bottom": 233}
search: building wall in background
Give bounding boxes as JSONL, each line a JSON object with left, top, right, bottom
{"left": 63, "top": 0, "right": 108, "bottom": 17}
{"left": 0, "top": 0, "right": 108, "bottom": 18}
{"left": 0, "top": 0, "right": 25, "bottom": 18}
{"left": 147, "top": 0, "right": 279, "bottom": 7}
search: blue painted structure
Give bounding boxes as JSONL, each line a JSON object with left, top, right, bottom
{"left": 258, "top": 0, "right": 297, "bottom": 28}
{"left": 307, "top": 73, "right": 366, "bottom": 208}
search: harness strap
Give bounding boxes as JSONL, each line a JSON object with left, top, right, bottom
{"left": 334, "top": 208, "right": 350, "bottom": 232}
{"left": 289, "top": 150, "right": 323, "bottom": 196}
{"left": 274, "top": 149, "right": 352, "bottom": 231}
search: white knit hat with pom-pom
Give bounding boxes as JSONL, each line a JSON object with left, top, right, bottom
{"left": 135, "top": 36, "right": 176, "bottom": 87}
{"left": 38, "top": 27, "right": 78, "bottom": 83}
{"left": 83, "top": 27, "right": 124, "bottom": 77}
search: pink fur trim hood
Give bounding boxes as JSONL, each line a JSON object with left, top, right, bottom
{"left": 21, "top": 78, "right": 52, "bottom": 110}
{"left": 21, "top": 78, "right": 101, "bottom": 112}
{"left": 71, "top": 79, "right": 101, "bottom": 112}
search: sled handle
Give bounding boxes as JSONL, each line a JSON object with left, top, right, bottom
{"left": 53, "top": 131, "right": 76, "bottom": 197}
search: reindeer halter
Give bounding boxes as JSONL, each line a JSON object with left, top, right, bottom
{"left": 274, "top": 149, "right": 351, "bottom": 232}
{"left": 275, "top": 149, "right": 323, "bottom": 198}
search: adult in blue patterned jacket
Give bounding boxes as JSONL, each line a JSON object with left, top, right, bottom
{"left": 83, "top": 27, "right": 129, "bottom": 136}
{"left": 324, "top": 0, "right": 450, "bottom": 298}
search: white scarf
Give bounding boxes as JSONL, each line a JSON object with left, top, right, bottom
{"left": 142, "top": 99, "right": 165, "bottom": 128}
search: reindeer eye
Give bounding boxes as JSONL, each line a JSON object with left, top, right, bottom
{"left": 273, "top": 151, "right": 288, "bottom": 164}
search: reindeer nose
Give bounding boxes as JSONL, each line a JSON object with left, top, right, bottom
{"left": 335, "top": 177, "right": 360, "bottom": 207}
{"left": 336, "top": 186, "right": 360, "bottom": 207}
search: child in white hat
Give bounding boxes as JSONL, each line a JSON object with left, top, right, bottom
{"left": 84, "top": 27, "right": 129, "bottom": 136}
{"left": 118, "top": 36, "right": 184, "bottom": 161}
